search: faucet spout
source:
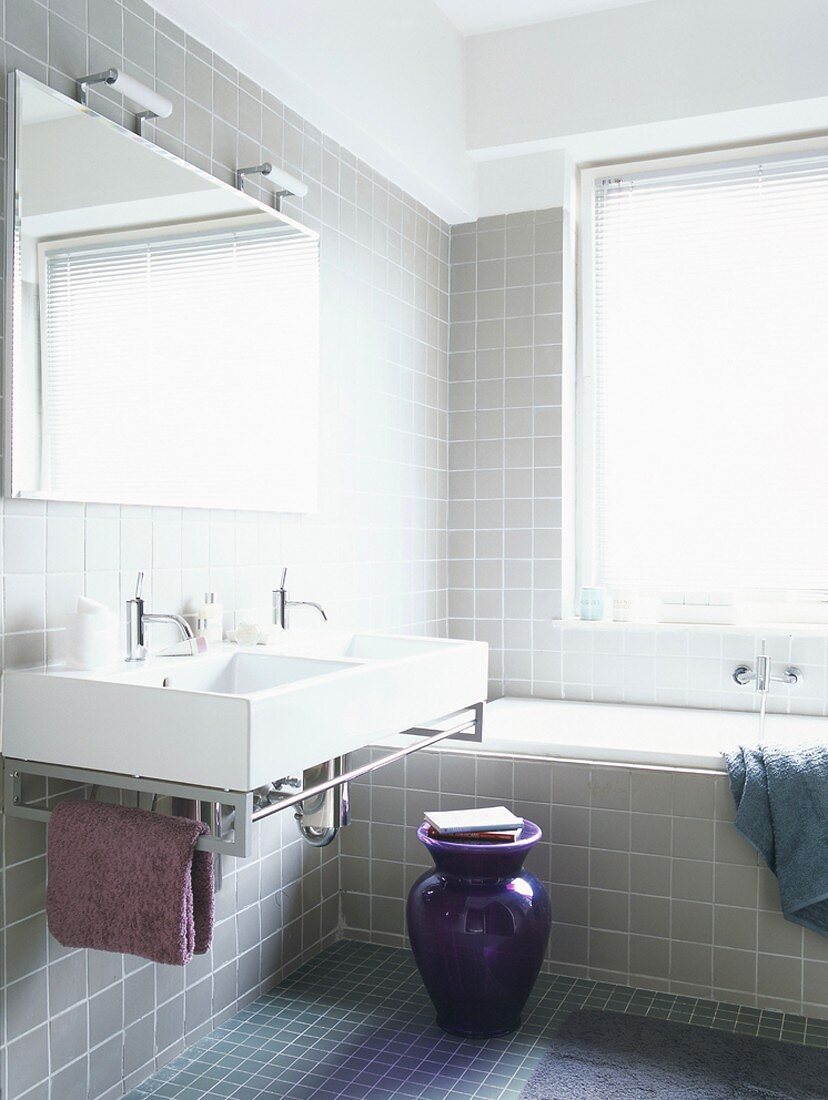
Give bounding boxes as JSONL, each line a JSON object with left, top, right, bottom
{"left": 272, "top": 568, "right": 328, "bottom": 629}
{"left": 142, "top": 612, "right": 195, "bottom": 639}
{"left": 292, "top": 601, "right": 328, "bottom": 622}
{"left": 754, "top": 652, "right": 772, "bottom": 694}
{"left": 125, "top": 573, "right": 195, "bottom": 661}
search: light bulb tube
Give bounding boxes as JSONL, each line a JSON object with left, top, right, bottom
{"left": 109, "top": 69, "right": 173, "bottom": 119}
{"left": 263, "top": 163, "right": 309, "bottom": 198}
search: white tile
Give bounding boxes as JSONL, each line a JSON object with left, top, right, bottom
{"left": 5, "top": 574, "right": 45, "bottom": 632}
{"left": 153, "top": 522, "right": 183, "bottom": 570}
{"left": 121, "top": 519, "right": 153, "bottom": 574}
{"left": 84, "top": 572, "right": 120, "bottom": 613}
{"left": 5, "top": 517, "right": 46, "bottom": 573}
{"left": 46, "top": 572, "right": 85, "bottom": 630}
{"left": 181, "top": 522, "right": 210, "bottom": 566}
{"left": 46, "top": 517, "right": 85, "bottom": 574}
{"left": 85, "top": 519, "right": 120, "bottom": 572}
{"left": 209, "top": 523, "right": 235, "bottom": 567}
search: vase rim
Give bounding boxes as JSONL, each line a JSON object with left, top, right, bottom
{"left": 416, "top": 819, "right": 542, "bottom": 854}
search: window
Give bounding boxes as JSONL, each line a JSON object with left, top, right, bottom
{"left": 580, "top": 144, "right": 828, "bottom": 618}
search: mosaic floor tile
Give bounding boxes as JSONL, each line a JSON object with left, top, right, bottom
{"left": 127, "top": 940, "right": 828, "bottom": 1100}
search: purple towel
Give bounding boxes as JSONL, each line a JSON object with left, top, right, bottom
{"left": 47, "top": 800, "right": 214, "bottom": 966}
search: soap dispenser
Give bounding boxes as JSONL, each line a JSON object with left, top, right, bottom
{"left": 197, "top": 592, "right": 223, "bottom": 644}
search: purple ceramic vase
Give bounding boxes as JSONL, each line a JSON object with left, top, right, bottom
{"left": 406, "top": 820, "right": 551, "bottom": 1038}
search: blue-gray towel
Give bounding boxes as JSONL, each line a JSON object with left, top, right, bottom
{"left": 723, "top": 742, "right": 828, "bottom": 935}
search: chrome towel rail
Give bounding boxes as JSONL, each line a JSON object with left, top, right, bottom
{"left": 252, "top": 703, "right": 484, "bottom": 823}
{"left": 2, "top": 759, "right": 253, "bottom": 856}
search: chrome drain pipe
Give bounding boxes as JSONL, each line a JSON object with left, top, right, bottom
{"left": 294, "top": 757, "right": 350, "bottom": 847}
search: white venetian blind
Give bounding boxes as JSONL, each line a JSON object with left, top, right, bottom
{"left": 590, "top": 150, "right": 828, "bottom": 592}
{"left": 41, "top": 221, "right": 319, "bottom": 511}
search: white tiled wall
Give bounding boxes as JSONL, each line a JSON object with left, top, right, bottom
{"left": 0, "top": 2, "right": 449, "bottom": 1097}
{"left": 528, "top": 623, "right": 828, "bottom": 716}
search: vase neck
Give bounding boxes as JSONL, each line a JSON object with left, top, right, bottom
{"left": 428, "top": 841, "right": 533, "bottom": 879}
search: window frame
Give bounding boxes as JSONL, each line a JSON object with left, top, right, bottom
{"left": 575, "top": 135, "right": 828, "bottom": 621}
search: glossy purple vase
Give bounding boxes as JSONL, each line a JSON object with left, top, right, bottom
{"left": 406, "top": 820, "right": 551, "bottom": 1038}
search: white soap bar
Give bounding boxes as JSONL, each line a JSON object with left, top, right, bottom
{"left": 423, "top": 806, "right": 524, "bottom": 834}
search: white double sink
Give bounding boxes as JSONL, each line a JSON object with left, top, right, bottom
{"left": 2, "top": 631, "right": 488, "bottom": 791}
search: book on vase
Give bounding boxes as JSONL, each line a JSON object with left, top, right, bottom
{"left": 423, "top": 806, "right": 524, "bottom": 842}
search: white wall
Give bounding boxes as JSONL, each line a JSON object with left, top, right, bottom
{"left": 149, "top": 0, "right": 475, "bottom": 223}
{"left": 475, "top": 150, "right": 573, "bottom": 218}
{"left": 466, "top": 0, "right": 828, "bottom": 154}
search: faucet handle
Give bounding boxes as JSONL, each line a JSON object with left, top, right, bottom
{"left": 134, "top": 571, "right": 144, "bottom": 600}
{"left": 279, "top": 567, "right": 287, "bottom": 590}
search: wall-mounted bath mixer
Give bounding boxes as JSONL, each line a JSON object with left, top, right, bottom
{"left": 732, "top": 651, "right": 802, "bottom": 693}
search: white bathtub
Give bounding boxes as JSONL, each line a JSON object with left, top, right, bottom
{"left": 439, "top": 697, "right": 828, "bottom": 771}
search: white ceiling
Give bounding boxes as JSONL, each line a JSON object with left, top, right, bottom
{"left": 433, "top": 0, "right": 654, "bottom": 36}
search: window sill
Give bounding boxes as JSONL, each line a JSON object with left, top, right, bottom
{"left": 559, "top": 618, "right": 828, "bottom": 635}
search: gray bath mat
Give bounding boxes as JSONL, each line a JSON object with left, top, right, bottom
{"left": 519, "top": 1010, "right": 828, "bottom": 1098}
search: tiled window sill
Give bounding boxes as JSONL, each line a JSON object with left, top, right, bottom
{"left": 560, "top": 618, "right": 828, "bottom": 636}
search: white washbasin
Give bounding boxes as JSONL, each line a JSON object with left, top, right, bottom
{"left": 260, "top": 631, "right": 462, "bottom": 661}
{"left": 2, "top": 631, "right": 488, "bottom": 791}
{"left": 336, "top": 634, "right": 451, "bottom": 660}
{"left": 107, "top": 651, "right": 356, "bottom": 695}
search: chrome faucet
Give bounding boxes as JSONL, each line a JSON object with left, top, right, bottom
{"left": 732, "top": 641, "right": 802, "bottom": 694}
{"left": 126, "top": 572, "right": 195, "bottom": 661}
{"left": 273, "top": 568, "right": 327, "bottom": 629}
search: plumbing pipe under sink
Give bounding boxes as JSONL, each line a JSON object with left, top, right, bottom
{"left": 295, "top": 757, "right": 350, "bottom": 846}
{"left": 255, "top": 757, "right": 351, "bottom": 847}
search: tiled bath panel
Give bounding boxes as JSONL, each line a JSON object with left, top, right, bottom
{"left": 341, "top": 747, "right": 828, "bottom": 1022}
{"left": 129, "top": 941, "right": 828, "bottom": 1099}
{"left": 0, "top": 0, "right": 448, "bottom": 1097}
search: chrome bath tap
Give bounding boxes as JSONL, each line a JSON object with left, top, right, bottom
{"left": 273, "top": 568, "right": 327, "bottom": 629}
{"left": 126, "top": 572, "right": 195, "bottom": 661}
{"left": 732, "top": 642, "right": 802, "bottom": 694}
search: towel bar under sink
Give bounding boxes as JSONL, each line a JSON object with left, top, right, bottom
{"left": 0, "top": 703, "right": 483, "bottom": 858}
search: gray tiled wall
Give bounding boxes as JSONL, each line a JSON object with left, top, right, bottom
{"left": 341, "top": 747, "right": 828, "bottom": 1021}
{"left": 446, "top": 212, "right": 564, "bottom": 700}
{"left": 0, "top": 1, "right": 450, "bottom": 1097}
{"left": 445, "top": 213, "right": 828, "bottom": 716}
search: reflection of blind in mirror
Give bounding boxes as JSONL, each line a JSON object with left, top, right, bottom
{"left": 42, "top": 223, "right": 319, "bottom": 511}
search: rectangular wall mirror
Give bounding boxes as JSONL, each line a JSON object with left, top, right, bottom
{"left": 5, "top": 72, "right": 320, "bottom": 512}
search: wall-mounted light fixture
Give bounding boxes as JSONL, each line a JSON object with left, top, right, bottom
{"left": 235, "top": 162, "right": 308, "bottom": 211}
{"left": 77, "top": 68, "right": 173, "bottom": 136}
